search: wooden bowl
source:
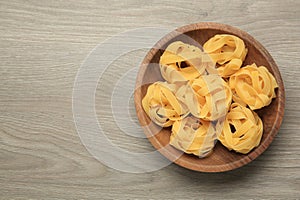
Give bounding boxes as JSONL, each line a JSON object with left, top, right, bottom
{"left": 134, "top": 22, "right": 285, "bottom": 172}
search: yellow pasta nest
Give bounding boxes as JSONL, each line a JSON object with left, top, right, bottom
{"left": 203, "top": 34, "right": 248, "bottom": 77}
{"left": 142, "top": 81, "right": 190, "bottom": 127}
{"left": 217, "top": 103, "right": 263, "bottom": 154}
{"left": 229, "top": 63, "right": 278, "bottom": 110}
{"left": 159, "top": 41, "right": 215, "bottom": 83}
{"left": 170, "top": 116, "right": 216, "bottom": 157}
{"left": 187, "top": 75, "right": 232, "bottom": 121}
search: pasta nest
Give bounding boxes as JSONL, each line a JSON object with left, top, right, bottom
{"left": 170, "top": 116, "right": 217, "bottom": 157}
{"left": 142, "top": 81, "right": 190, "bottom": 127}
{"left": 159, "top": 41, "right": 215, "bottom": 83}
{"left": 203, "top": 34, "right": 248, "bottom": 78}
{"left": 186, "top": 74, "right": 232, "bottom": 121}
{"left": 229, "top": 63, "right": 278, "bottom": 110}
{"left": 217, "top": 103, "right": 263, "bottom": 154}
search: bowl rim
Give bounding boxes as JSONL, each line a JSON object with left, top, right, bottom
{"left": 134, "top": 22, "right": 285, "bottom": 172}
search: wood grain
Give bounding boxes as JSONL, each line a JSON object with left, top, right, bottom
{"left": 0, "top": 0, "right": 299, "bottom": 199}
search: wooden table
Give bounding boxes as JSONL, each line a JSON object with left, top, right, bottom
{"left": 1, "top": 0, "right": 299, "bottom": 199}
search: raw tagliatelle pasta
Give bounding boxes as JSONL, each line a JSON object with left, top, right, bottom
{"left": 203, "top": 34, "right": 248, "bottom": 77}
{"left": 142, "top": 34, "right": 278, "bottom": 157}
{"left": 170, "top": 116, "right": 217, "bottom": 157}
{"left": 142, "top": 81, "right": 190, "bottom": 127}
{"left": 229, "top": 63, "right": 278, "bottom": 110}
{"left": 186, "top": 74, "right": 232, "bottom": 121}
{"left": 217, "top": 103, "right": 263, "bottom": 154}
{"left": 159, "top": 41, "right": 215, "bottom": 83}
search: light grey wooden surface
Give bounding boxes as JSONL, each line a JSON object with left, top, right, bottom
{"left": 1, "top": 0, "right": 299, "bottom": 199}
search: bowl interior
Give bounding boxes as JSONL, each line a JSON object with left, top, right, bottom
{"left": 134, "top": 23, "right": 285, "bottom": 172}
